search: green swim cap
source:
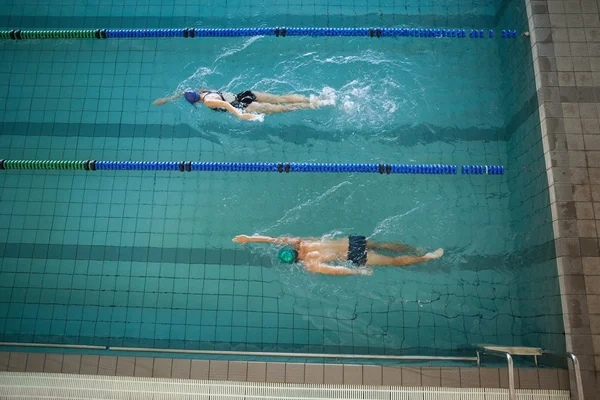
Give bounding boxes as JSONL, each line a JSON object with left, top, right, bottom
{"left": 278, "top": 248, "right": 298, "bottom": 264}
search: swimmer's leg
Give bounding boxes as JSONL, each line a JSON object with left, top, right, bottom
{"left": 366, "top": 249, "right": 443, "bottom": 267}
{"left": 245, "top": 102, "right": 318, "bottom": 114}
{"left": 366, "top": 240, "right": 416, "bottom": 253}
{"left": 253, "top": 92, "right": 311, "bottom": 104}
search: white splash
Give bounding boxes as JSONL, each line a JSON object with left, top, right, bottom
{"left": 261, "top": 181, "right": 351, "bottom": 233}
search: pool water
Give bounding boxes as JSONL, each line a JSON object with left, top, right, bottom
{"left": 0, "top": 0, "right": 564, "bottom": 356}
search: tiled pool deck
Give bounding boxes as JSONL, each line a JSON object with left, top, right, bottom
{"left": 0, "top": 351, "right": 570, "bottom": 390}
{"left": 527, "top": 0, "right": 600, "bottom": 397}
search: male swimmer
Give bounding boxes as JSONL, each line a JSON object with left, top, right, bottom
{"left": 232, "top": 234, "right": 444, "bottom": 276}
{"left": 153, "top": 88, "right": 334, "bottom": 121}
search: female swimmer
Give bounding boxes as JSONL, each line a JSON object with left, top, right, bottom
{"left": 153, "top": 89, "right": 334, "bottom": 121}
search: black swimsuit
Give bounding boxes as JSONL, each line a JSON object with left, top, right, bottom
{"left": 348, "top": 236, "right": 367, "bottom": 266}
{"left": 207, "top": 90, "right": 257, "bottom": 112}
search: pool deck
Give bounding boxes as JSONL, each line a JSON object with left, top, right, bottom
{"left": 528, "top": 0, "right": 600, "bottom": 397}
{"left": 0, "top": 351, "right": 570, "bottom": 390}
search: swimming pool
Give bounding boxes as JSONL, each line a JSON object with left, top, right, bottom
{"left": 0, "top": 0, "right": 564, "bottom": 358}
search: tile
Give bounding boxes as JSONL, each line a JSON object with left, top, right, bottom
{"left": 171, "top": 359, "right": 191, "bottom": 379}
{"left": 586, "top": 275, "right": 600, "bottom": 293}
{"left": 565, "top": 118, "right": 583, "bottom": 133}
{"left": 555, "top": 44, "right": 572, "bottom": 58}
{"left": 363, "top": 365, "right": 382, "bottom": 385}
{"left": 304, "top": 364, "right": 323, "bottom": 384}
{"left": 209, "top": 360, "right": 229, "bottom": 381}
{"left": 402, "top": 367, "right": 422, "bottom": 386}
{"left": 580, "top": 103, "right": 598, "bottom": 118}
{"left": 566, "top": 334, "right": 594, "bottom": 354}
{"left": 570, "top": 184, "right": 590, "bottom": 201}
{"left": 153, "top": 358, "right": 172, "bottom": 378}
{"left": 580, "top": 237, "right": 600, "bottom": 256}
{"left": 44, "top": 354, "right": 63, "bottom": 373}
{"left": 421, "top": 367, "right": 441, "bottom": 387}
{"left": 324, "top": 364, "right": 343, "bottom": 384}
{"left": 247, "top": 362, "right": 266, "bottom": 382}
{"left": 8, "top": 353, "right": 27, "bottom": 372}
{"left": 589, "top": 153, "right": 600, "bottom": 168}
{"left": 580, "top": 370, "right": 597, "bottom": 398}
{"left": 571, "top": 168, "right": 590, "bottom": 185}
{"left": 460, "top": 368, "right": 480, "bottom": 387}
{"left": 538, "top": 56, "right": 557, "bottom": 72}
{"left": 518, "top": 369, "right": 539, "bottom": 389}
{"left": 551, "top": 14, "right": 567, "bottom": 28}
{"left": 563, "top": 103, "right": 580, "bottom": 117}
{"left": 228, "top": 361, "right": 248, "bottom": 382}
{"left": 343, "top": 364, "right": 362, "bottom": 385}
{"left": 25, "top": 353, "right": 45, "bottom": 372}
{"left": 190, "top": 360, "right": 209, "bottom": 380}
{"left": 0, "top": 352, "right": 9, "bottom": 371}
{"left": 98, "top": 356, "right": 117, "bottom": 376}
{"left": 80, "top": 355, "right": 99, "bottom": 375}
{"left": 479, "top": 368, "right": 500, "bottom": 388}
{"left": 576, "top": 202, "right": 595, "bottom": 219}
{"left": 382, "top": 366, "right": 402, "bottom": 385}
{"left": 556, "top": 257, "right": 583, "bottom": 276}
{"left": 592, "top": 185, "right": 600, "bottom": 201}
{"left": 284, "top": 363, "right": 303, "bottom": 384}
{"left": 502, "top": 367, "right": 522, "bottom": 388}
{"left": 571, "top": 152, "right": 588, "bottom": 167}
{"left": 440, "top": 368, "right": 460, "bottom": 387}
{"left": 265, "top": 362, "right": 284, "bottom": 383}
{"left": 548, "top": 1, "right": 565, "bottom": 13}
{"left": 538, "top": 369, "right": 560, "bottom": 389}
{"left": 581, "top": 257, "right": 600, "bottom": 276}
{"left": 573, "top": 57, "right": 592, "bottom": 71}
{"left": 559, "top": 71, "right": 576, "bottom": 86}
{"left": 588, "top": 295, "right": 600, "bottom": 313}
{"left": 135, "top": 357, "right": 154, "bottom": 377}
{"left": 576, "top": 72, "right": 594, "bottom": 86}
{"left": 561, "top": 274, "right": 588, "bottom": 294}
{"left": 558, "top": 368, "right": 570, "bottom": 389}
{"left": 557, "top": 57, "right": 574, "bottom": 71}
{"left": 578, "top": 219, "right": 597, "bottom": 237}
{"left": 116, "top": 357, "right": 135, "bottom": 376}
{"left": 589, "top": 168, "right": 600, "bottom": 183}
{"left": 61, "top": 355, "right": 81, "bottom": 374}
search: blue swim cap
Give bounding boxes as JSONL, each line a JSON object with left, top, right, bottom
{"left": 184, "top": 90, "right": 201, "bottom": 104}
{"left": 278, "top": 248, "right": 298, "bottom": 264}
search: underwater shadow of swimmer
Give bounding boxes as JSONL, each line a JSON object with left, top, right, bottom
{"left": 180, "top": 123, "right": 225, "bottom": 145}
{"left": 235, "top": 123, "right": 506, "bottom": 147}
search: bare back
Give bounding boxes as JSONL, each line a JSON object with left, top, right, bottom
{"left": 295, "top": 238, "right": 350, "bottom": 263}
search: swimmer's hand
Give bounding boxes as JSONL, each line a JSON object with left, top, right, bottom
{"left": 232, "top": 235, "right": 250, "bottom": 245}
{"left": 357, "top": 268, "right": 373, "bottom": 276}
{"left": 244, "top": 113, "right": 264, "bottom": 122}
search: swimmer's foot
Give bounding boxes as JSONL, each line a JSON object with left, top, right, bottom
{"left": 309, "top": 87, "right": 337, "bottom": 108}
{"left": 423, "top": 248, "right": 444, "bottom": 260}
{"left": 309, "top": 96, "right": 336, "bottom": 108}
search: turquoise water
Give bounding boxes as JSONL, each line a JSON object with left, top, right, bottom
{"left": 0, "top": 1, "right": 564, "bottom": 357}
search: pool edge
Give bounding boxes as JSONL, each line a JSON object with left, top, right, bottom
{"left": 0, "top": 351, "right": 570, "bottom": 389}
{"left": 527, "top": 0, "right": 600, "bottom": 397}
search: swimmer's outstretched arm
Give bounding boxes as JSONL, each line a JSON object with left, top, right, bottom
{"left": 233, "top": 235, "right": 301, "bottom": 246}
{"left": 152, "top": 92, "right": 184, "bottom": 106}
{"left": 204, "top": 99, "right": 263, "bottom": 121}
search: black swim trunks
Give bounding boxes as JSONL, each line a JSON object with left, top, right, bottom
{"left": 348, "top": 235, "right": 367, "bottom": 266}
{"left": 230, "top": 90, "right": 257, "bottom": 109}
{"left": 210, "top": 90, "right": 257, "bottom": 112}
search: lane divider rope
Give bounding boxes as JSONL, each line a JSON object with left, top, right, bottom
{"left": 0, "top": 28, "right": 519, "bottom": 40}
{"left": 0, "top": 160, "right": 505, "bottom": 175}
